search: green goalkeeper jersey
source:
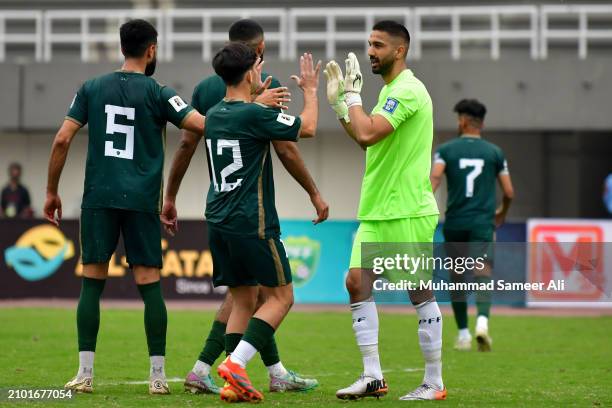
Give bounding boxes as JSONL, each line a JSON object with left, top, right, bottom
{"left": 434, "top": 136, "right": 509, "bottom": 228}
{"left": 359, "top": 69, "right": 439, "bottom": 220}
{"left": 204, "top": 100, "right": 301, "bottom": 239}
{"left": 66, "top": 71, "right": 195, "bottom": 213}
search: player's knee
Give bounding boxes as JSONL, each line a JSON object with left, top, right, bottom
{"left": 133, "top": 266, "right": 160, "bottom": 285}
{"left": 345, "top": 271, "right": 362, "bottom": 296}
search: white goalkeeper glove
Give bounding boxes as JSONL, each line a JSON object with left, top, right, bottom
{"left": 343, "top": 52, "right": 363, "bottom": 108}
{"left": 323, "top": 60, "right": 349, "bottom": 122}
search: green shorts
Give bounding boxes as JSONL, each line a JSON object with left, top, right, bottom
{"left": 208, "top": 225, "right": 292, "bottom": 288}
{"left": 442, "top": 225, "right": 495, "bottom": 262}
{"left": 349, "top": 215, "right": 438, "bottom": 271}
{"left": 80, "top": 208, "right": 162, "bottom": 268}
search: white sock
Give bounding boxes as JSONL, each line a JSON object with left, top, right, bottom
{"left": 476, "top": 315, "right": 489, "bottom": 332}
{"left": 415, "top": 299, "right": 444, "bottom": 390}
{"left": 77, "top": 351, "right": 94, "bottom": 378}
{"left": 458, "top": 328, "right": 471, "bottom": 339}
{"left": 229, "top": 340, "right": 257, "bottom": 368}
{"left": 351, "top": 298, "right": 383, "bottom": 380}
{"left": 266, "top": 361, "right": 289, "bottom": 377}
{"left": 150, "top": 356, "right": 166, "bottom": 380}
{"left": 193, "top": 360, "right": 211, "bottom": 377}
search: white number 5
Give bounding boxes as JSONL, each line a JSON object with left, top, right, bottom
{"left": 105, "top": 104, "right": 135, "bottom": 160}
{"left": 459, "top": 158, "right": 484, "bottom": 197}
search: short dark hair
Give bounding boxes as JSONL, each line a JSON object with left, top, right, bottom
{"left": 454, "top": 99, "right": 487, "bottom": 121}
{"left": 213, "top": 42, "right": 257, "bottom": 86}
{"left": 8, "top": 162, "right": 21, "bottom": 172}
{"left": 372, "top": 20, "right": 410, "bottom": 46}
{"left": 120, "top": 19, "right": 158, "bottom": 58}
{"left": 229, "top": 19, "right": 264, "bottom": 45}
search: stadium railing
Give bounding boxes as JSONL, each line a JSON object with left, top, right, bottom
{"left": 0, "top": 5, "right": 611, "bottom": 62}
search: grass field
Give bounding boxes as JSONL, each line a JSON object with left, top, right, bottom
{"left": 1, "top": 308, "right": 611, "bottom": 407}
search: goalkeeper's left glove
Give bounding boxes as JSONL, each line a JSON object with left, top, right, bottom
{"left": 343, "top": 52, "right": 363, "bottom": 108}
{"left": 323, "top": 60, "right": 349, "bottom": 122}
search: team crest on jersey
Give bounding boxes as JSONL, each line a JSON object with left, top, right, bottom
{"left": 168, "top": 96, "right": 188, "bottom": 112}
{"left": 382, "top": 97, "right": 399, "bottom": 114}
{"left": 276, "top": 113, "right": 296, "bottom": 126}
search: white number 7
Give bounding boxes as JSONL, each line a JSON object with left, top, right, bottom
{"left": 459, "top": 158, "right": 484, "bottom": 198}
{"left": 104, "top": 104, "right": 135, "bottom": 160}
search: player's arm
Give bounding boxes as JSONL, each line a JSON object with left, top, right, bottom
{"left": 430, "top": 151, "right": 446, "bottom": 192}
{"left": 272, "top": 140, "right": 329, "bottom": 224}
{"left": 290, "top": 53, "right": 321, "bottom": 138}
{"left": 44, "top": 119, "right": 81, "bottom": 226}
{"left": 162, "top": 129, "right": 203, "bottom": 236}
{"left": 495, "top": 155, "right": 515, "bottom": 227}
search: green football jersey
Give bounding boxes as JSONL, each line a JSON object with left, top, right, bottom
{"left": 435, "top": 136, "right": 509, "bottom": 228}
{"left": 191, "top": 72, "right": 281, "bottom": 115}
{"left": 204, "top": 100, "right": 301, "bottom": 238}
{"left": 359, "top": 69, "right": 439, "bottom": 220}
{"left": 66, "top": 71, "right": 195, "bottom": 213}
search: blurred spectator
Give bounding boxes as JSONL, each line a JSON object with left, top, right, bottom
{"left": 604, "top": 173, "right": 612, "bottom": 215}
{"left": 1, "top": 163, "right": 33, "bottom": 218}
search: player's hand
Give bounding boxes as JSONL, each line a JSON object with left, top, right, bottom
{"left": 343, "top": 52, "right": 363, "bottom": 108}
{"left": 254, "top": 87, "right": 291, "bottom": 110}
{"left": 494, "top": 207, "right": 506, "bottom": 228}
{"left": 310, "top": 193, "right": 329, "bottom": 225}
{"left": 323, "top": 60, "right": 349, "bottom": 120}
{"left": 160, "top": 199, "right": 178, "bottom": 236}
{"left": 290, "top": 53, "right": 322, "bottom": 92}
{"left": 43, "top": 192, "right": 62, "bottom": 226}
{"left": 251, "top": 57, "right": 265, "bottom": 94}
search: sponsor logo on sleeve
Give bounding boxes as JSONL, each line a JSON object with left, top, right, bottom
{"left": 276, "top": 113, "right": 296, "bottom": 126}
{"left": 168, "top": 96, "right": 188, "bottom": 112}
{"left": 382, "top": 97, "right": 399, "bottom": 114}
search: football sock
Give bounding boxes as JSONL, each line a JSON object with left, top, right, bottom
{"left": 415, "top": 299, "right": 444, "bottom": 390}
{"left": 230, "top": 318, "right": 275, "bottom": 368}
{"left": 77, "top": 351, "right": 94, "bottom": 379}
{"left": 150, "top": 355, "right": 166, "bottom": 380}
{"left": 198, "top": 320, "right": 226, "bottom": 366}
{"left": 476, "top": 315, "right": 489, "bottom": 332}
{"left": 77, "top": 277, "right": 106, "bottom": 353}
{"left": 351, "top": 297, "right": 383, "bottom": 380}
{"left": 267, "top": 361, "right": 289, "bottom": 378}
{"left": 193, "top": 360, "right": 211, "bottom": 377}
{"left": 137, "top": 281, "right": 167, "bottom": 356}
{"left": 260, "top": 334, "right": 281, "bottom": 367}
{"left": 458, "top": 328, "right": 471, "bottom": 340}
{"left": 475, "top": 276, "right": 492, "bottom": 318}
{"left": 225, "top": 333, "right": 243, "bottom": 355}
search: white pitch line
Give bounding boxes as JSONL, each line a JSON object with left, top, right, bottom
{"left": 98, "top": 377, "right": 183, "bottom": 386}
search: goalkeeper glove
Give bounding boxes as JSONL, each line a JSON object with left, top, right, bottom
{"left": 323, "top": 60, "right": 349, "bottom": 122}
{"left": 343, "top": 52, "right": 363, "bottom": 108}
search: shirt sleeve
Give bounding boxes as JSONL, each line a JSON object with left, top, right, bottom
{"left": 22, "top": 187, "right": 31, "bottom": 207}
{"left": 496, "top": 149, "right": 509, "bottom": 175}
{"left": 65, "top": 83, "right": 88, "bottom": 126}
{"left": 433, "top": 146, "right": 446, "bottom": 165}
{"left": 191, "top": 85, "right": 202, "bottom": 114}
{"left": 372, "top": 86, "right": 419, "bottom": 129}
{"left": 159, "top": 86, "right": 195, "bottom": 129}
{"left": 250, "top": 104, "right": 301, "bottom": 142}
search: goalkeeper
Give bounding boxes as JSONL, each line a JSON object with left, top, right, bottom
{"left": 324, "top": 21, "right": 446, "bottom": 401}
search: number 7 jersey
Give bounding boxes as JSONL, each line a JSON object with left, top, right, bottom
{"left": 204, "top": 100, "right": 301, "bottom": 239}
{"left": 66, "top": 71, "right": 195, "bottom": 213}
{"left": 434, "top": 136, "right": 509, "bottom": 228}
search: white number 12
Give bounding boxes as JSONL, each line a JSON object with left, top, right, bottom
{"left": 206, "top": 139, "right": 244, "bottom": 192}
{"left": 459, "top": 158, "right": 484, "bottom": 198}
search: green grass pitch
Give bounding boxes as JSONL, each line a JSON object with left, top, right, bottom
{"left": 0, "top": 308, "right": 610, "bottom": 407}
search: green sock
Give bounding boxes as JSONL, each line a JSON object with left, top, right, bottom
{"left": 242, "top": 317, "right": 275, "bottom": 352}
{"left": 225, "top": 333, "right": 243, "bottom": 355}
{"left": 450, "top": 290, "right": 468, "bottom": 330}
{"left": 77, "top": 277, "right": 106, "bottom": 351}
{"left": 137, "top": 281, "right": 167, "bottom": 356}
{"left": 475, "top": 276, "right": 492, "bottom": 318}
{"left": 198, "top": 320, "right": 226, "bottom": 365}
{"left": 260, "top": 334, "right": 280, "bottom": 367}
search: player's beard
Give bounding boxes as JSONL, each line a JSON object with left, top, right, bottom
{"left": 370, "top": 54, "right": 393, "bottom": 75}
{"left": 145, "top": 56, "right": 157, "bottom": 76}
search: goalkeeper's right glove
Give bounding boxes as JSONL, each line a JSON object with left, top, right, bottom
{"left": 323, "top": 60, "right": 350, "bottom": 122}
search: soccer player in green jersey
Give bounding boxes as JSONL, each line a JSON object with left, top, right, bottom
{"left": 43, "top": 19, "right": 205, "bottom": 395}
{"left": 169, "top": 20, "right": 322, "bottom": 395}
{"left": 324, "top": 21, "right": 446, "bottom": 401}
{"left": 430, "top": 99, "right": 514, "bottom": 352}
{"left": 162, "top": 43, "right": 320, "bottom": 402}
